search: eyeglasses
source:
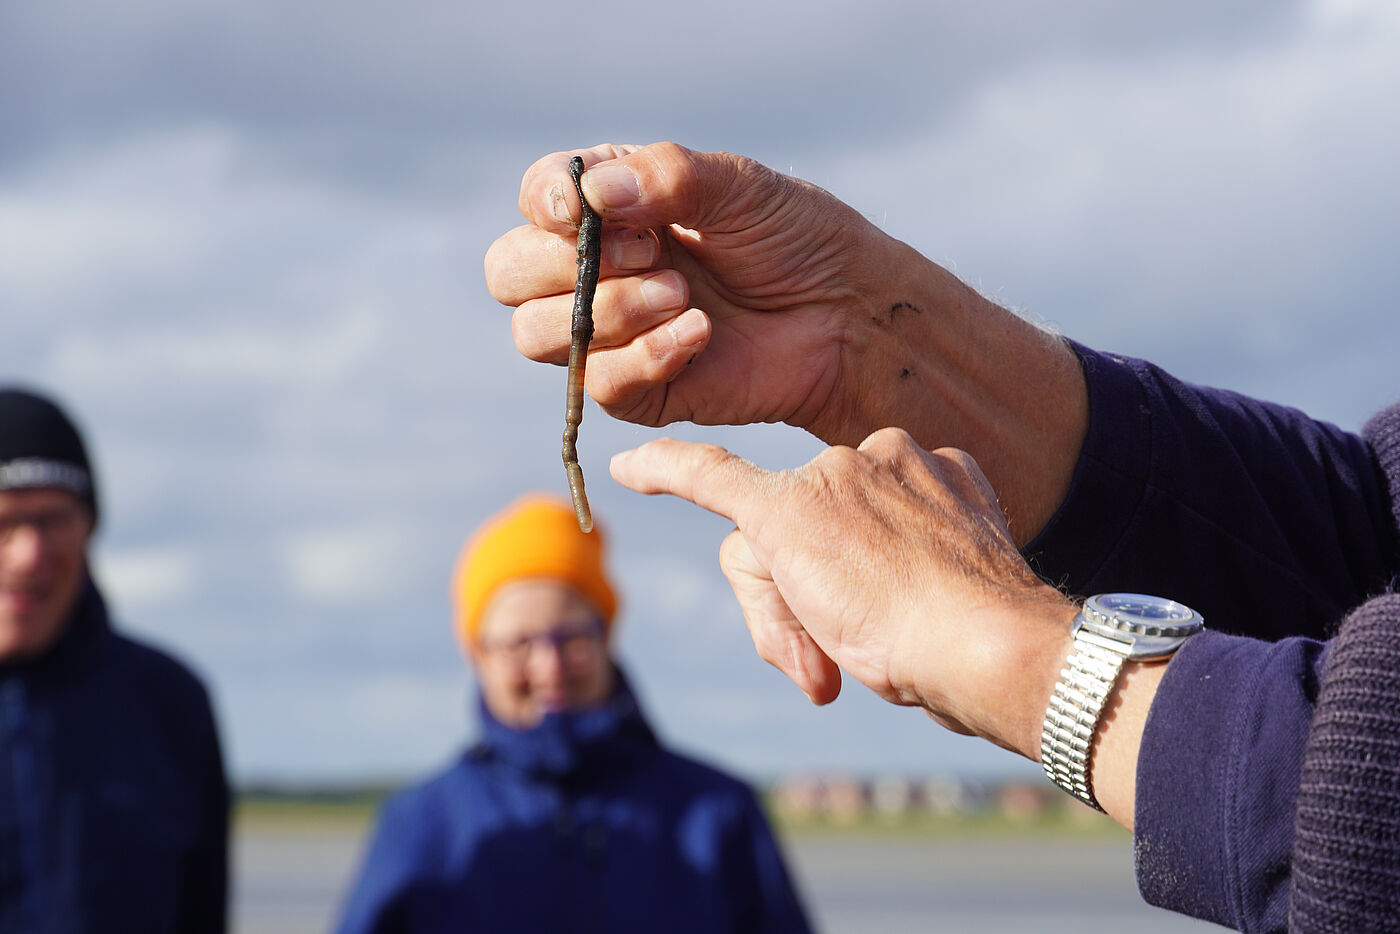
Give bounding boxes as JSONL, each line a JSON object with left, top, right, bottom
{"left": 0, "top": 507, "right": 87, "bottom": 547}
{"left": 480, "top": 618, "right": 605, "bottom": 667}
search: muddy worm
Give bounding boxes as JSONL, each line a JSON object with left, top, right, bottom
{"left": 562, "top": 156, "right": 599, "bottom": 533}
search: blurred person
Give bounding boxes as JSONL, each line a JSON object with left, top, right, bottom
{"left": 485, "top": 142, "right": 1400, "bottom": 932}
{"left": 333, "top": 494, "right": 812, "bottom": 934}
{"left": 0, "top": 387, "right": 228, "bottom": 933}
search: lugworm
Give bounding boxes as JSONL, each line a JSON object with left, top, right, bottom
{"left": 562, "top": 156, "right": 599, "bottom": 533}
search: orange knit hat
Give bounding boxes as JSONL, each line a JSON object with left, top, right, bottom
{"left": 452, "top": 494, "right": 618, "bottom": 649}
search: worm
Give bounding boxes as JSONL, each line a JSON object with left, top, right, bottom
{"left": 562, "top": 156, "right": 599, "bottom": 533}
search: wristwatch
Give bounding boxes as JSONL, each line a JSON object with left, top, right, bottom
{"left": 1040, "top": 593, "right": 1204, "bottom": 812}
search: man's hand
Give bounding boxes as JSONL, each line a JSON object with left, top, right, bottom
{"left": 485, "top": 142, "right": 1089, "bottom": 544}
{"left": 610, "top": 428, "right": 1078, "bottom": 759}
{"left": 487, "top": 142, "right": 894, "bottom": 440}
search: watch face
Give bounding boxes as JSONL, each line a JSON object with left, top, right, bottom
{"left": 1096, "top": 592, "right": 1196, "bottom": 623}
{"left": 1079, "top": 593, "right": 1205, "bottom": 659}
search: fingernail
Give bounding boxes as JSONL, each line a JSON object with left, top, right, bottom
{"left": 547, "top": 181, "right": 571, "bottom": 224}
{"left": 610, "top": 228, "right": 659, "bottom": 270}
{"left": 640, "top": 271, "right": 685, "bottom": 311}
{"left": 583, "top": 164, "right": 640, "bottom": 211}
{"left": 667, "top": 307, "right": 707, "bottom": 348}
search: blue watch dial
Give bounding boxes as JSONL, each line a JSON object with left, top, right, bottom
{"left": 1097, "top": 592, "right": 1197, "bottom": 623}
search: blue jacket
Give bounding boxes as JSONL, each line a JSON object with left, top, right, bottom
{"left": 1026, "top": 345, "right": 1400, "bottom": 931}
{"left": 0, "top": 578, "right": 228, "bottom": 934}
{"left": 335, "top": 672, "right": 813, "bottom": 934}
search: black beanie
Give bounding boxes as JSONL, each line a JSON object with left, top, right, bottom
{"left": 0, "top": 388, "right": 99, "bottom": 526}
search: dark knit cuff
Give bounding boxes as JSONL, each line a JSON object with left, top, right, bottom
{"left": 1289, "top": 593, "right": 1400, "bottom": 932}
{"left": 1362, "top": 403, "right": 1400, "bottom": 550}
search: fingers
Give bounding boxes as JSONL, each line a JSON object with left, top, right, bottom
{"left": 517, "top": 142, "right": 786, "bottom": 235}
{"left": 610, "top": 438, "right": 773, "bottom": 528}
{"left": 510, "top": 270, "right": 694, "bottom": 361}
{"left": 490, "top": 219, "right": 710, "bottom": 412}
{"left": 719, "top": 530, "right": 842, "bottom": 705}
{"left": 516, "top": 144, "right": 646, "bottom": 231}
{"left": 580, "top": 309, "right": 713, "bottom": 422}
{"left": 485, "top": 224, "right": 664, "bottom": 308}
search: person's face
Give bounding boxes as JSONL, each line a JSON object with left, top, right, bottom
{"left": 471, "top": 579, "right": 614, "bottom": 728}
{"left": 0, "top": 488, "right": 91, "bottom": 661}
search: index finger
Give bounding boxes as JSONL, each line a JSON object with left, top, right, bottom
{"left": 610, "top": 438, "right": 774, "bottom": 527}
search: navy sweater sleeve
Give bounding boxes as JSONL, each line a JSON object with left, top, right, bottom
{"left": 1135, "top": 404, "right": 1400, "bottom": 931}
{"left": 1135, "top": 631, "right": 1324, "bottom": 930}
{"left": 1026, "top": 349, "right": 1400, "bottom": 931}
{"left": 1024, "top": 344, "right": 1397, "bottom": 638}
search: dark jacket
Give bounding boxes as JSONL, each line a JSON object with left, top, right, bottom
{"left": 334, "top": 672, "right": 813, "bottom": 934}
{"left": 0, "top": 578, "right": 228, "bottom": 934}
{"left": 1027, "top": 344, "right": 1400, "bottom": 932}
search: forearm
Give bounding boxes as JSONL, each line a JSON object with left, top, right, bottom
{"left": 810, "top": 230, "right": 1088, "bottom": 546}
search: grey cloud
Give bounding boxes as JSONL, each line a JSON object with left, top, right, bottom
{"left": 2, "top": 0, "right": 1302, "bottom": 190}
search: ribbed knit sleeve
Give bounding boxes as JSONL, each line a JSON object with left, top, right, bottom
{"left": 1289, "top": 594, "right": 1400, "bottom": 932}
{"left": 1289, "top": 403, "right": 1400, "bottom": 932}
{"left": 1362, "top": 402, "right": 1400, "bottom": 548}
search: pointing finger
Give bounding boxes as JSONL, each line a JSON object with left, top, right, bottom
{"left": 609, "top": 438, "right": 774, "bottom": 527}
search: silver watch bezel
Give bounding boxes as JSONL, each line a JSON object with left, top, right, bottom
{"left": 1076, "top": 592, "right": 1205, "bottom": 661}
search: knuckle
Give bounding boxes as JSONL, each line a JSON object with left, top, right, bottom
{"left": 860, "top": 426, "right": 915, "bottom": 455}
{"left": 811, "top": 443, "right": 863, "bottom": 474}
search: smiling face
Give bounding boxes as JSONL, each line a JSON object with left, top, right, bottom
{"left": 0, "top": 488, "right": 92, "bottom": 661}
{"left": 470, "top": 578, "right": 615, "bottom": 728}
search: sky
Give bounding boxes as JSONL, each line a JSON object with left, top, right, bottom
{"left": 2, "top": 0, "right": 1398, "bottom": 787}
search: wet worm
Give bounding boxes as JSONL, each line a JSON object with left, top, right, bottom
{"left": 562, "top": 156, "right": 599, "bottom": 533}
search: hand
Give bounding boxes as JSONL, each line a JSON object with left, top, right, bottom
{"left": 486, "top": 142, "right": 979, "bottom": 442}
{"left": 485, "top": 142, "right": 1089, "bottom": 543}
{"left": 610, "top": 427, "right": 1078, "bottom": 759}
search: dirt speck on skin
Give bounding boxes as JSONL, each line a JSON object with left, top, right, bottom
{"left": 888, "top": 301, "right": 922, "bottom": 323}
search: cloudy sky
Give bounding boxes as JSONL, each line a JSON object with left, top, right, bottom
{"left": 3, "top": 0, "right": 1397, "bottom": 787}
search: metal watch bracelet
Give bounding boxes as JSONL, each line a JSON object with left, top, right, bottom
{"left": 1040, "top": 636, "right": 1129, "bottom": 813}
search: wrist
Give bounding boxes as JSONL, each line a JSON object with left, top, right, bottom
{"left": 903, "top": 594, "right": 1079, "bottom": 761}
{"left": 997, "top": 600, "right": 1082, "bottom": 759}
{"left": 1039, "top": 594, "right": 1201, "bottom": 825}
{"left": 814, "top": 232, "right": 1087, "bottom": 545}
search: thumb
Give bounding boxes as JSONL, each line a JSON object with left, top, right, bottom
{"left": 581, "top": 143, "right": 794, "bottom": 233}
{"left": 719, "top": 530, "right": 843, "bottom": 706}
